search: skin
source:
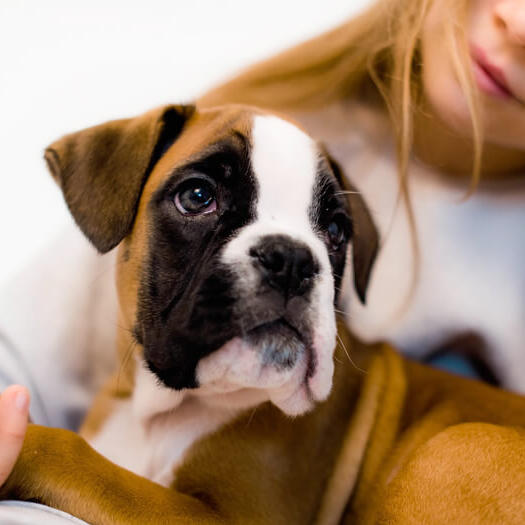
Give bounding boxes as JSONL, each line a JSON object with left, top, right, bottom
{"left": 0, "top": 386, "right": 29, "bottom": 486}
{"left": 415, "top": 0, "right": 525, "bottom": 177}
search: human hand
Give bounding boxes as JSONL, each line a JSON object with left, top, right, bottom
{"left": 0, "top": 386, "right": 29, "bottom": 486}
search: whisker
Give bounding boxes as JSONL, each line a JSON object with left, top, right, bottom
{"left": 117, "top": 337, "right": 137, "bottom": 391}
{"left": 334, "top": 190, "right": 362, "bottom": 196}
{"left": 245, "top": 407, "right": 258, "bottom": 429}
{"left": 336, "top": 333, "right": 366, "bottom": 374}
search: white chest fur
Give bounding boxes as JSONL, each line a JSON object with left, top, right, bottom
{"left": 87, "top": 364, "right": 240, "bottom": 487}
{"left": 299, "top": 102, "right": 525, "bottom": 390}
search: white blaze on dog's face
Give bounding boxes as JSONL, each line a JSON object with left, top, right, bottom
{"left": 45, "top": 104, "right": 376, "bottom": 419}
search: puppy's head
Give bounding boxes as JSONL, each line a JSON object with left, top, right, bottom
{"left": 45, "top": 105, "right": 377, "bottom": 416}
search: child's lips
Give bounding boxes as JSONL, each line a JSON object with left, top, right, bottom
{"left": 470, "top": 44, "right": 521, "bottom": 103}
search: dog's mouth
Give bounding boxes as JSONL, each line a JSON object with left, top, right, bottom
{"left": 143, "top": 293, "right": 330, "bottom": 417}
{"left": 246, "top": 318, "right": 304, "bottom": 346}
{"left": 245, "top": 318, "right": 309, "bottom": 371}
{"left": 193, "top": 313, "right": 323, "bottom": 416}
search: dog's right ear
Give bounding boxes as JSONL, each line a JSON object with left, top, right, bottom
{"left": 44, "top": 104, "right": 195, "bottom": 253}
{"left": 327, "top": 156, "right": 379, "bottom": 305}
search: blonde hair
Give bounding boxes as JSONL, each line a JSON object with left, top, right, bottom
{"left": 200, "top": 0, "right": 483, "bottom": 289}
{"left": 201, "top": 0, "right": 482, "bottom": 188}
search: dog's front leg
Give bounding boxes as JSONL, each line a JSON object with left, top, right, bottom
{"left": 0, "top": 424, "right": 223, "bottom": 525}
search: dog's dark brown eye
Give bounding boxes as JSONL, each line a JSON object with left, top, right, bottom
{"left": 174, "top": 179, "right": 217, "bottom": 216}
{"left": 327, "top": 218, "right": 347, "bottom": 250}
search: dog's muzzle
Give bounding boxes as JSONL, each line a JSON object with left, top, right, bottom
{"left": 241, "top": 235, "right": 320, "bottom": 372}
{"left": 195, "top": 232, "right": 335, "bottom": 416}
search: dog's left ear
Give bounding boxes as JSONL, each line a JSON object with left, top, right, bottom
{"left": 44, "top": 104, "right": 195, "bottom": 253}
{"left": 329, "top": 157, "right": 379, "bottom": 304}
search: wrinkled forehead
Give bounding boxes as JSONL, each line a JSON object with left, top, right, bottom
{"left": 249, "top": 114, "right": 319, "bottom": 227}
{"left": 145, "top": 107, "right": 254, "bottom": 189}
{"left": 143, "top": 107, "right": 319, "bottom": 200}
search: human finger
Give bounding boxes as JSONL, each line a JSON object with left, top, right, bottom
{"left": 0, "top": 385, "right": 30, "bottom": 486}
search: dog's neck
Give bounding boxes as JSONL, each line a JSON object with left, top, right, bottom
{"left": 87, "top": 340, "right": 270, "bottom": 487}
{"left": 131, "top": 358, "right": 271, "bottom": 426}
{"left": 110, "top": 324, "right": 271, "bottom": 426}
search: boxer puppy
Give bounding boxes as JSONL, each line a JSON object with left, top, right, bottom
{"left": 0, "top": 103, "right": 378, "bottom": 522}
{"left": 3, "top": 104, "right": 525, "bottom": 525}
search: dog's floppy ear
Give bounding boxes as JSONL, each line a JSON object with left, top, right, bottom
{"left": 44, "top": 104, "right": 195, "bottom": 253}
{"left": 329, "top": 157, "right": 379, "bottom": 304}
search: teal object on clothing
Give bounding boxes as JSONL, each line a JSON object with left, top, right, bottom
{"left": 427, "top": 353, "right": 481, "bottom": 380}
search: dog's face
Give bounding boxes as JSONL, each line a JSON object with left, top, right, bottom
{"left": 45, "top": 105, "right": 377, "bottom": 416}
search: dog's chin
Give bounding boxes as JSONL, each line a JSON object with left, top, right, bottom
{"left": 246, "top": 319, "right": 306, "bottom": 370}
{"left": 194, "top": 326, "right": 335, "bottom": 417}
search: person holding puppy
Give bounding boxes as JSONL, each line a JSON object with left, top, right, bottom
{"left": 201, "top": 0, "right": 525, "bottom": 389}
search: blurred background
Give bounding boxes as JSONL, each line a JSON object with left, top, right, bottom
{"left": 0, "top": 0, "right": 372, "bottom": 286}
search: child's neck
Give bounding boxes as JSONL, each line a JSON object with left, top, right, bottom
{"left": 413, "top": 102, "right": 525, "bottom": 181}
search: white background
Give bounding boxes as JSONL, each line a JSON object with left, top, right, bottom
{"left": 0, "top": 0, "right": 372, "bottom": 286}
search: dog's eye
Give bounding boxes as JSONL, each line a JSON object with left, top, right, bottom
{"left": 326, "top": 216, "right": 348, "bottom": 250}
{"left": 174, "top": 179, "right": 217, "bottom": 216}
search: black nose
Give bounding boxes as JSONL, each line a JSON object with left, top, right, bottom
{"left": 249, "top": 235, "right": 319, "bottom": 297}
